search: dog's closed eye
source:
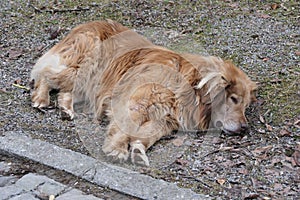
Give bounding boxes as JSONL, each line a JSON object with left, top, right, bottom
{"left": 230, "top": 96, "right": 238, "bottom": 104}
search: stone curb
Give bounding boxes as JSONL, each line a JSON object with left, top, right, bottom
{"left": 0, "top": 173, "right": 102, "bottom": 200}
{"left": 0, "top": 132, "right": 210, "bottom": 200}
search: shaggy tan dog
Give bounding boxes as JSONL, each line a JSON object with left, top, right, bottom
{"left": 30, "top": 19, "right": 257, "bottom": 166}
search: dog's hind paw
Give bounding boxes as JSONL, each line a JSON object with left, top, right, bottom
{"left": 130, "top": 141, "right": 149, "bottom": 166}
{"left": 31, "top": 88, "right": 50, "bottom": 109}
{"left": 32, "top": 97, "right": 50, "bottom": 109}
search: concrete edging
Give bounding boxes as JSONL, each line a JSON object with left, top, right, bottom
{"left": 0, "top": 131, "right": 210, "bottom": 200}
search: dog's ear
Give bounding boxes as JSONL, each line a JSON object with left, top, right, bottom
{"left": 195, "top": 72, "right": 231, "bottom": 104}
{"left": 210, "top": 75, "right": 231, "bottom": 101}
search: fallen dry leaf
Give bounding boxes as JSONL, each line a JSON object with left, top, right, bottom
{"left": 265, "top": 169, "right": 279, "bottom": 176}
{"left": 212, "top": 137, "right": 223, "bottom": 144}
{"left": 172, "top": 136, "right": 187, "bottom": 147}
{"left": 229, "top": 3, "right": 238, "bottom": 8}
{"left": 36, "top": 44, "right": 46, "bottom": 51}
{"left": 285, "top": 156, "right": 298, "bottom": 167}
{"left": 216, "top": 178, "right": 226, "bottom": 185}
{"left": 8, "top": 49, "right": 23, "bottom": 59}
{"left": 257, "top": 128, "right": 266, "bottom": 134}
{"left": 238, "top": 168, "right": 248, "bottom": 175}
{"left": 279, "top": 129, "right": 291, "bottom": 137}
{"left": 253, "top": 145, "right": 273, "bottom": 155}
{"left": 265, "top": 124, "right": 273, "bottom": 131}
{"left": 255, "top": 98, "right": 265, "bottom": 106}
{"left": 14, "top": 78, "right": 21, "bottom": 85}
{"left": 259, "top": 115, "right": 265, "bottom": 123}
{"left": 262, "top": 57, "right": 270, "bottom": 62}
{"left": 244, "top": 193, "right": 260, "bottom": 199}
{"left": 270, "top": 156, "right": 282, "bottom": 166}
{"left": 270, "top": 79, "right": 282, "bottom": 84}
{"left": 0, "top": 88, "right": 9, "bottom": 93}
{"left": 285, "top": 156, "right": 297, "bottom": 167}
{"left": 292, "top": 150, "right": 300, "bottom": 166}
{"left": 283, "top": 186, "right": 291, "bottom": 194}
{"left": 294, "top": 119, "right": 300, "bottom": 128}
{"left": 262, "top": 196, "right": 271, "bottom": 200}
{"left": 219, "top": 146, "right": 234, "bottom": 151}
{"left": 296, "top": 142, "right": 300, "bottom": 151}
{"left": 259, "top": 14, "right": 271, "bottom": 19}
{"left": 270, "top": 3, "right": 280, "bottom": 10}
{"left": 220, "top": 160, "right": 234, "bottom": 167}
{"left": 274, "top": 183, "right": 282, "bottom": 191}
{"left": 49, "top": 27, "right": 61, "bottom": 40}
{"left": 175, "top": 158, "right": 189, "bottom": 166}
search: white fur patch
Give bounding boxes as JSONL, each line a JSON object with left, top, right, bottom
{"left": 30, "top": 52, "right": 66, "bottom": 80}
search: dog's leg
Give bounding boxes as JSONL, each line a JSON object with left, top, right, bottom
{"left": 130, "top": 117, "right": 177, "bottom": 166}
{"left": 31, "top": 65, "right": 77, "bottom": 120}
{"left": 31, "top": 53, "right": 65, "bottom": 109}
{"left": 58, "top": 92, "right": 74, "bottom": 120}
{"left": 31, "top": 78, "right": 50, "bottom": 108}
{"left": 102, "top": 122, "right": 130, "bottom": 162}
{"left": 48, "top": 67, "right": 77, "bottom": 119}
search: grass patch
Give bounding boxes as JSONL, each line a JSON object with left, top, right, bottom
{"left": 258, "top": 66, "right": 299, "bottom": 125}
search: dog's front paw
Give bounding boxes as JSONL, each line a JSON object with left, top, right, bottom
{"left": 102, "top": 143, "right": 129, "bottom": 163}
{"left": 130, "top": 141, "right": 149, "bottom": 166}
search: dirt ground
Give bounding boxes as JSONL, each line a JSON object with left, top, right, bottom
{"left": 1, "top": 1, "right": 299, "bottom": 199}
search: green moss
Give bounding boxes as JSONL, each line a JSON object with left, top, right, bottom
{"left": 259, "top": 69, "right": 299, "bottom": 125}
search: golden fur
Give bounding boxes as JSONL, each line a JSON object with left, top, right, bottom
{"left": 30, "top": 20, "right": 257, "bottom": 166}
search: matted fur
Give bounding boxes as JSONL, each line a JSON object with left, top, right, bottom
{"left": 30, "top": 20, "right": 257, "bottom": 166}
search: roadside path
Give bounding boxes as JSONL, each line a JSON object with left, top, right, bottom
{"left": 0, "top": 169, "right": 102, "bottom": 200}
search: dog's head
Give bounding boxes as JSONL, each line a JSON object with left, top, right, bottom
{"left": 195, "top": 59, "right": 257, "bottom": 134}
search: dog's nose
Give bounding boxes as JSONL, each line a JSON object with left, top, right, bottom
{"left": 240, "top": 123, "right": 248, "bottom": 130}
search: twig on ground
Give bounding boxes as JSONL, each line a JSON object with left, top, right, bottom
{"left": 47, "top": 7, "right": 90, "bottom": 13}
{"left": 12, "top": 83, "right": 30, "bottom": 91}
{"left": 182, "top": 175, "right": 212, "bottom": 188}
{"left": 28, "top": 4, "right": 42, "bottom": 13}
{"left": 201, "top": 146, "right": 235, "bottom": 158}
{"left": 29, "top": 4, "right": 90, "bottom": 13}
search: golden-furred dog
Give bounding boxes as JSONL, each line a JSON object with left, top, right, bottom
{"left": 30, "top": 19, "right": 257, "bottom": 166}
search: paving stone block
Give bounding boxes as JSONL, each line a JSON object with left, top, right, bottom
{"left": 15, "top": 173, "right": 67, "bottom": 197}
{"left": 9, "top": 193, "right": 39, "bottom": 200}
{"left": 16, "top": 173, "right": 49, "bottom": 191}
{"left": 35, "top": 179, "right": 66, "bottom": 196}
{"left": 56, "top": 189, "right": 102, "bottom": 200}
{"left": 0, "top": 175, "right": 18, "bottom": 187}
{"left": 0, "top": 185, "right": 23, "bottom": 200}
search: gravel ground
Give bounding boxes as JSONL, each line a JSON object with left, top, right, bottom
{"left": 1, "top": 0, "right": 299, "bottom": 199}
